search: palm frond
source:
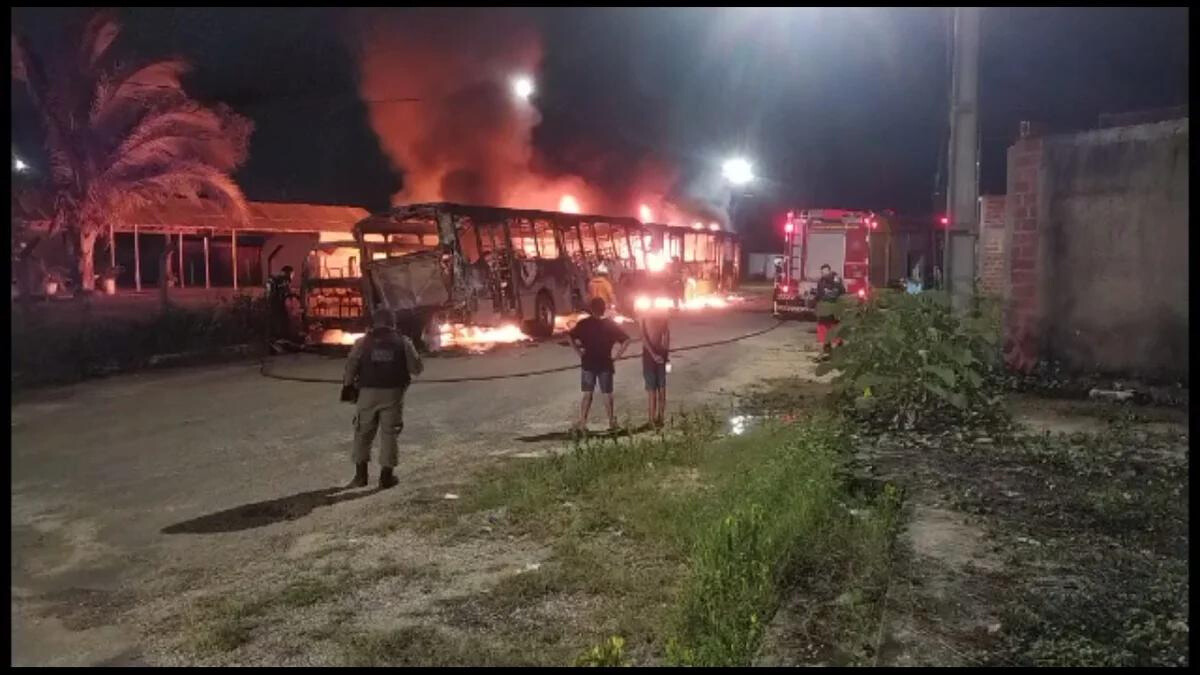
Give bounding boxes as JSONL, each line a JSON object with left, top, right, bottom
{"left": 11, "top": 33, "right": 27, "bottom": 82}
{"left": 90, "top": 59, "right": 190, "bottom": 130}
{"left": 79, "top": 12, "right": 120, "bottom": 72}
{"left": 104, "top": 105, "right": 234, "bottom": 171}
{"left": 18, "top": 11, "right": 252, "bottom": 253}
{"left": 89, "top": 160, "right": 249, "bottom": 230}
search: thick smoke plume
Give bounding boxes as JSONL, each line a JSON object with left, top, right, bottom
{"left": 349, "top": 8, "right": 725, "bottom": 226}
{"left": 350, "top": 9, "right": 598, "bottom": 212}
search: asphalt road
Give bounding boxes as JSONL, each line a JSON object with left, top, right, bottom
{"left": 11, "top": 302, "right": 821, "bottom": 665}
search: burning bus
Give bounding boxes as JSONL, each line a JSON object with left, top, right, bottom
{"left": 772, "top": 209, "right": 873, "bottom": 318}
{"left": 300, "top": 202, "right": 741, "bottom": 350}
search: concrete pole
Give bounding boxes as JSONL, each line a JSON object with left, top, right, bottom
{"left": 134, "top": 224, "right": 141, "bottom": 292}
{"left": 944, "top": 6, "right": 982, "bottom": 312}
{"left": 232, "top": 229, "right": 238, "bottom": 290}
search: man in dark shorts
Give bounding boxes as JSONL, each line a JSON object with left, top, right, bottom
{"left": 639, "top": 311, "right": 670, "bottom": 428}
{"left": 569, "top": 297, "right": 631, "bottom": 432}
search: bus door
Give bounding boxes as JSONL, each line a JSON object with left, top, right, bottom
{"left": 477, "top": 220, "right": 516, "bottom": 316}
{"left": 454, "top": 219, "right": 501, "bottom": 325}
{"left": 507, "top": 218, "right": 541, "bottom": 320}
{"left": 559, "top": 219, "right": 589, "bottom": 311}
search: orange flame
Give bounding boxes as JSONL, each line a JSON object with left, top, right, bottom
{"left": 437, "top": 322, "right": 528, "bottom": 351}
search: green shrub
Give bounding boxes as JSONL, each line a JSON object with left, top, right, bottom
{"left": 817, "top": 290, "right": 1006, "bottom": 430}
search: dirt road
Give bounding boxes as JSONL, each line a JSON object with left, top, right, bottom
{"left": 11, "top": 305, "right": 822, "bottom": 665}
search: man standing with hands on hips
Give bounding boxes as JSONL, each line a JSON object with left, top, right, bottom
{"left": 569, "top": 297, "right": 631, "bottom": 433}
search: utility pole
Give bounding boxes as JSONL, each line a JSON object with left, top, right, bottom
{"left": 943, "top": 7, "right": 982, "bottom": 312}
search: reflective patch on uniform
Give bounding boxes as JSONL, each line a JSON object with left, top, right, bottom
{"left": 370, "top": 348, "right": 396, "bottom": 362}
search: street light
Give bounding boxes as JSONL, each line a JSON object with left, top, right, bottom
{"left": 721, "top": 157, "right": 754, "bottom": 186}
{"left": 13, "top": 155, "right": 29, "bottom": 173}
{"left": 511, "top": 75, "right": 535, "bottom": 101}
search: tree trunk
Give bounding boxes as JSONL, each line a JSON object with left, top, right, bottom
{"left": 77, "top": 229, "right": 98, "bottom": 293}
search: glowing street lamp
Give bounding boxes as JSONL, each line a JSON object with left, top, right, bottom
{"left": 511, "top": 75, "right": 535, "bottom": 101}
{"left": 721, "top": 157, "right": 754, "bottom": 186}
{"left": 13, "top": 155, "right": 29, "bottom": 173}
{"left": 559, "top": 194, "right": 580, "bottom": 213}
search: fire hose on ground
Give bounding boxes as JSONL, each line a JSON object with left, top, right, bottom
{"left": 258, "top": 320, "right": 785, "bottom": 386}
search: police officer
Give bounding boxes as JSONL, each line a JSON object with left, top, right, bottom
{"left": 343, "top": 307, "right": 424, "bottom": 489}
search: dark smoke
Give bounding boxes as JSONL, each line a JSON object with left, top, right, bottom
{"left": 348, "top": 8, "right": 728, "bottom": 227}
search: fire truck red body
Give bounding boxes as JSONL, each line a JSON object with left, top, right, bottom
{"left": 772, "top": 209, "right": 874, "bottom": 317}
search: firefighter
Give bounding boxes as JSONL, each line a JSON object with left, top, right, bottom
{"left": 587, "top": 262, "right": 617, "bottom": 316}
{"left": 815, "top": 263, "right": 845, "bottom": 356}
{"left": 342, "top": 307, "right": 424, "bottom": 489}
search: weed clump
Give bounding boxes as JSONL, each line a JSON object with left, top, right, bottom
{"left": 818, "top": 290, "right": 1007, "bottom": 431}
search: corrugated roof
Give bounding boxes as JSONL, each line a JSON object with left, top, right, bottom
{"left": 13, "top": 197, "right": 369, "bottom": 234}
{"left": 124, "top": 199, "right": 369, "bottom": 233}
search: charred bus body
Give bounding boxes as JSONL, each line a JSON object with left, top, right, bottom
{"left": 300, "top": 203, "right": 741, "bottom": 349}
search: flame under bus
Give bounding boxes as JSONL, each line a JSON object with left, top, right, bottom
{"left": 300, "top": 202, "right": 741, "bottom": 350}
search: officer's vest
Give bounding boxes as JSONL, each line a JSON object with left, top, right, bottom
{"left": 357, "top": 328, "right": 411, "bottom": 389}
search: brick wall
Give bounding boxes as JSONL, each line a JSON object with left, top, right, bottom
{"left": 1003, "top": 137, "right": 1045, "bottom": 373}
{"left": 977, "top": 195, "right": 1007, "bottom": 297}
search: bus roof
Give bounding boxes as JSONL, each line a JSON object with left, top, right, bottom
{"left": 353, "top": 203, "right": 739, "bottom": 243}
{"left": 355, "top": 202, "right": 645, "bottom": 235}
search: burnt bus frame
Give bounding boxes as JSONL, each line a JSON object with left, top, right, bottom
{"left": 303, "top": 202, "right": 742, "bottom": 343}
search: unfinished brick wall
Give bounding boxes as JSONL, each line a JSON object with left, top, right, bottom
{"left": 1003, "top": 137, "right": 1045, "bottom": 373}
{"left": 1000, "top": 118, "right": 1188, "bottom": 381}
{"left": 977, "top": 195, "right": 1007, "bottom": 297}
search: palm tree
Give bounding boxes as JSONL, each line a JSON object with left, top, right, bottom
{"left": 11, "top": 11, "right": 253, "bottom": 293}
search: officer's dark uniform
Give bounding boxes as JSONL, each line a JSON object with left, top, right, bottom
{"left": 343, "top": 309, "right": 424, "bottom": 488}
{"left": 267, "top": 267, "right": 297, "bottom": 342}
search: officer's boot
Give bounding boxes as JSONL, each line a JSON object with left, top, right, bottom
{"left": 349, "top": 462, "right": 369, "bottom": 488}
{"left": 379, "top": 466, "right": 398, "bottom": 490}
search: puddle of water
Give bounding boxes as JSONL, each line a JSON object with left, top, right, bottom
{"left": 726, "top": 412, "right": 799, "bottom": 436}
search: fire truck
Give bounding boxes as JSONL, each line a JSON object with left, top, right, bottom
{"left": 772, "top": 209, "right": 875, "bottom": 318}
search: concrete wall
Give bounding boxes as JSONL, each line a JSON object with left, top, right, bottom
{"left": 746, "top": 252, "right": 781, "bottom": 280}
{"left": 1004, "top": 118, "right": 1188, "bottom": 382}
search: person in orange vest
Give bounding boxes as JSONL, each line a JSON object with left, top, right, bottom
{"left": 587, "top": 262, "right": 617, "bottom": 316}
{"left": 815, "top": 264, "right": 846, "bottom": 357}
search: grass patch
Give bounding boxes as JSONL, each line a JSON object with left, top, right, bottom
{"left": 184, "top": 596, "right": 270, "bottom": 654}
{"left": 338, "top": 625, "right": 485, "bottom": 667}
{"left": 450, "top": 405, "right": 902, "bottom": 666}
{"left": 183, "top": 558, "right": 431, "bottom": 656}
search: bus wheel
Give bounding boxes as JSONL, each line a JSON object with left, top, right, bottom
{"left": 529, "top": 291, "right": 556, "bottom": 338}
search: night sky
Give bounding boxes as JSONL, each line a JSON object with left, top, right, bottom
{"left": 12, "top": 7, "right": 1189, "bottom": 251}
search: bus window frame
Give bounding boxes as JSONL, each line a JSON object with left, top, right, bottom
{"left": 509, "top": 217, "right": 538, "bottom": 260}
{"left": 561, "top": 219, "right": 584, "bottom": 265}
{"left": 592, "top": 221, "right": 617, "bottom": 260}
{"left": 610, "top": 225, "right": 632, "bottom": 263}
{"left": 532, "top": 218, "right": 560, "bottom": 260}
{"left": 629, "top": 226, "right": 647, "bottom": 269}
